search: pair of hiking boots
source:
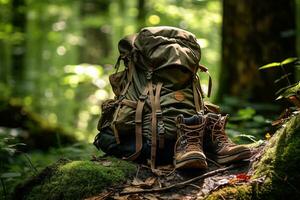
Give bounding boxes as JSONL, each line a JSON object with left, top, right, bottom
{"left": 174, "top": 112, "right": 252, "bottom": 169}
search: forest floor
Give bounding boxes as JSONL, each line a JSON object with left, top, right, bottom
{"left": 83, "top": 141, "right": 264, "bottom": 200}
{"left": 10, "top": 111, "right": 300, "bottom": 200}
{"left": 1, "top": 97, "right": 300, "bottom": 200}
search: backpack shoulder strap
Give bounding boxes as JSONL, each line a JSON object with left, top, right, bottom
{"left": 124, "top": 85, "right": 149, "bottom": 161}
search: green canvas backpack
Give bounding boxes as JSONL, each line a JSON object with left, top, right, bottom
{"left": 94, "top": 26, "right": 219, "bottom": 169}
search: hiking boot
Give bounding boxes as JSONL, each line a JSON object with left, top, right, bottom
{"left": 205, "top": 113, "right": 252, "bottom": 164}
{"left": 174, "top": 114, "right": 208, "bottom": 169}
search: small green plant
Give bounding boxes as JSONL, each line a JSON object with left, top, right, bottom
{"left": 259, "top": 57, "right": 300, "bottom": 108}
{"left": 0, "top": 129, "right": 37, "bottom": 199}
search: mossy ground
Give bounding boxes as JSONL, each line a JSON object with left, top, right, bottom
{"left": 8, "top": 114, "right": 300, "bottom": 200}
{"left": 206, "top": 114, "right": 300, "bottom": 200}
{"left": 13, "top": 157, "right": 136, "bottom": 200}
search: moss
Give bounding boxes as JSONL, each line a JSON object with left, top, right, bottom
{"left": 254, "top": 114, "right": 300, "bottom": 199}
{"left": 205, "top": 185, "right": 253, "bottom": 200}
{"left": 206, "top": 114, "right": 300, "bottom": 200}
{"left": 14, "top": 157, "right": 136, "bottom": 200}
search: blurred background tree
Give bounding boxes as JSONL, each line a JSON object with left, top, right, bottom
{"left": 0, "top": 0, "right": 299, "bottom": 197}
{"left": 0, "top": 0, "right": 223, "bottom": 141}
{"left": 0, "top": 0, "right": 299, "bottom": 142}
{"left": 218, "top": 0, "right": 297, "bottom": 102}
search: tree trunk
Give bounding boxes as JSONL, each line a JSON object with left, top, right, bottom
{"left": 11, "top": 0, "right": 26, "bottom": 95}
{"left": 137, "top": 0, "right": 147, "bottom": 31}
{"left": 218, "top": 0, "right": 297, "bottom": 102}
{"left": 0, "top": 2, "right": 12, "bottom": 85}
{"left": 79, "top": 0, "right": 112, "bottom": 64}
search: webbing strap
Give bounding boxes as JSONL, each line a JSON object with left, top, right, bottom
{"left": 112, "top": 105, "right": 121, "bottom": 144}
{"left": 124, "top": 86, "right": 149, "bottom": 161}
{"left": 121, "top": 99, "right": 137, "bottom": 108}
{"left": 154, "top": 82, "right": 164, "bottom": 149}
{"left": 198, "top": 64, "right": 212, "bottom": 97}
{"left": 149, "top": 81, "right": 157, "bottom": 169}
{"left": 195, "top": 75, "right": 205, "bottom": 111}
{"left": 206, "top": 72, "right": 212, "bottom": 97}
{"left": 111, "top": 61, "right": 134, "bottom": 144}
{"left": 193, "top": 77, "right": 202, "bottom": 113}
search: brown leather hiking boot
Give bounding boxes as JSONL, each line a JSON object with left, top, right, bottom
{"left": 205, "top": 113, "right": 252, "bottom": 164}
{"left": 174, "top": 114, "right": 208, "bottom": 169}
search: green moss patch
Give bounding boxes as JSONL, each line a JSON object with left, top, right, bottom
{"left": 13, "top": 157, "right": 136, "bottom": 200}
{"left": 205, "top": 185, "right": 252, "bottom": 200}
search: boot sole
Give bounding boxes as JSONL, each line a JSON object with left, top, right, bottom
{"left": 215, "top": 149, "right": 252, "bottom": 165}
{"left": 175, "top": 157, "right": 208, "bottom": 170}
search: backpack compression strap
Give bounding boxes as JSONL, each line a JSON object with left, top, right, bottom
{"left": 155, "top": 82, "right": 164, "bottom": 149}
{"left": 112, "top": 60, "right": 134, "bottom": 144}
{"left": 124, "top": 86, "right": 149, "bottom": 161}
{"left": 199, "top": 64, "right": 212, "bottom": 97}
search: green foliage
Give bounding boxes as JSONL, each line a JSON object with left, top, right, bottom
{"left": 276, "top": 81, "right": 300, "bottom": 100}
{"left": 0, "top": 0, "right": 222, "bottom": 141}
{"left": 220, "top": 97, "right": 276, "bottom": 144}
{"left": 258, "top": 57, "right": 300, "bottom": 101}
{"left": 258, "top": 57, "right": 299, "bottom": 70}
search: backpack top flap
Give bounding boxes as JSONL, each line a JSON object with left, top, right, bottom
{"left": 118, "top": 34, "right": 136, "bottom": 57}
{"left": 134, "top": 26, "right": 201, "bottom": 74}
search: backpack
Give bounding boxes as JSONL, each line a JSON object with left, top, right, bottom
{"left": 94, "top": 26, "right": 219, "bottom": 169}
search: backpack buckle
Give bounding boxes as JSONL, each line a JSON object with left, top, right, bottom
{"left": 157, "top": 121, "right": 165, "bottom": 134}
{"left": 118, "top": 95, "right": 125, "bottom": 101}
{"left": 146, "top": 71, "right": 153, "bottom": 80}
{"left": 139, "top": 94, "right": 148, "bottom": 101}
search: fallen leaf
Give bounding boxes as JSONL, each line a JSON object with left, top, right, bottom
{"left": 127, "top": 194, "right": 143, "bottom": 200}
{"left": 265, "top": 133, "right": 271, "bottom": 140}
{"left": 131, "top": 177, "right": 145, "bottom": 186}
{"left": 144, "top": 177, "right": 157, "bottom": 187}
{"left": 236, "top": 173, "right": 251, "bottom": 181}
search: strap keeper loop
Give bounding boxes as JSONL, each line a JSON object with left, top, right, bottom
{"left": 139, "top": 94, "right": 148, "bottom": 101}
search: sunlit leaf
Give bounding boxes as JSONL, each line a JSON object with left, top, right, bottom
{"left": 281, "top": 57, "right": 298, "bottom": 65}
{"left": 259, "top": 62, "right": 281, "bottom": 70}
{"left": 265, "top": 133, "right": 271, "bottom": 140}
{"left": 236, "top": 134, "right": 257, "bottom": 142}
{"left": 237, "top": 107, "right": 256, "bottom": 120}
{"left": 259, "top": 57, "right": 298, "bottom": 70}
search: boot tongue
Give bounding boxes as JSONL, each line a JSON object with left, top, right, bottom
{"left": 183, "top": 115, "right": 202, "bottom": 125}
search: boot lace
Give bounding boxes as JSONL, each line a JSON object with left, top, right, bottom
{"left": 176, "top": 123, "right": 205, "bottom": 152}
{"left": 209, "top": 117, "right": 232, "bottom": 146}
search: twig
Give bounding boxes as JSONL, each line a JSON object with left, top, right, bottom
{"left": 280, "top": 63, "right": 291, "bottom": 86}
{"left": 207, "top": 157, "right": 222, "bottom": 168}
{"left": 120, "top": 165, "right": 236, "bottom": 195}
{"left": 23, "top": 153, "right": 38, "bottom": 173}
{"left": 1, "top": 177, "right": 7, "bottom": 200}
{"left": 189, "top": 183, "right": 201, "bottom": 189}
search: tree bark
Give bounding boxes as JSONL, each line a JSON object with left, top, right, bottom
{"left": 11, "top": 0, "right": 26, "bottom": 95}
{"left": 79, "top": 0, "right": 112, "bottom": 64}
{"left": 218, "top": 0, "right": 297, "bottom": 102}
{"left": 137, "top": 0, "right": 147, "bottom": 31}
